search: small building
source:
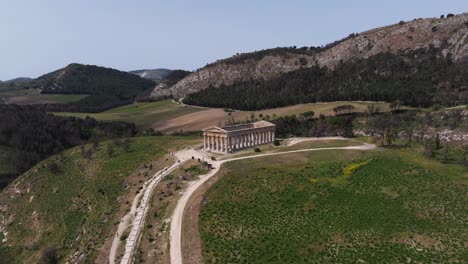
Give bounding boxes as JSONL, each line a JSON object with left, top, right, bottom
{"left": 202, "top": 121, "right": 276, "bottom": 153}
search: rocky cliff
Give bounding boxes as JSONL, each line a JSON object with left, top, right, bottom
{"left": 151, "top": 13, "right": 468, "bottom": 100}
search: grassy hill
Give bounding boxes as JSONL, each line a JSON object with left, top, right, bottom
{"left": 199, "top": 146, "right": 467, "bottom": 263}
{"left": 0, "top": 136, "right": 200, "bottom": 263}
{"left": 3, "top": 63, "right": 155, "bottom": 112}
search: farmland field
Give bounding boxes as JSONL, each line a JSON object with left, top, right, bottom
{"left": 153, "top": 101, "right": 393, "bottom": 133}
{"left": 55, "top": 100, "right": 203, "bottom": 129}
{"left": 0, "top": 88, "right": 87, "bottom": 104}
{"left": 199, "top": 148, "right": 467, "bottom": 263}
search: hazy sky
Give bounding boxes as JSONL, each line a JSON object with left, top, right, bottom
{"left": 1, "top": 0, "right": 468, "bottom": 80}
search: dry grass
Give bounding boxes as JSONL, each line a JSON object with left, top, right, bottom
{"left": 154, "top": 101, "right": 392, "bottom": 133}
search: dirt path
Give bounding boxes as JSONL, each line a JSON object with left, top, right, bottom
{"left": 109, "top": 156, "right": 184, "bottom": 264}
{"left": 169, "top": 140, "right": 376, "bottom": 264}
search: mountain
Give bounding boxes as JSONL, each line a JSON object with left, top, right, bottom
{"left": 147, "top": 69, "right": 191, "bottom": 100}
{"left": 35, "top": 63, "right": 154, "bottom": 96}
{"left": 153, "top": 13, "right": 468, "bottom": 109}
{"left": 129, "top": 68, "right": 172, "bottom": 81}
{"left": 16, "top": 63, "right": 156, "bottom": 112}
{"left": 0, "top": 77, "right": 33, "bottom": 92}
{"left": 1, "top": 77, "right": 32, "bottom": 84}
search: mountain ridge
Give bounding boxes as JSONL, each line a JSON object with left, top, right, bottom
{"left": 151, "top": 12, "right": 468, "bottom": 101}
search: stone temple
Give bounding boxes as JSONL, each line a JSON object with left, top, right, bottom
{"left": 202, "top": 121, "right": 276, "bottom": 153}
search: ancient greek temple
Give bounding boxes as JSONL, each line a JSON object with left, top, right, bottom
{"left": 202, "top": 120, "right": 276, "bottom": 153}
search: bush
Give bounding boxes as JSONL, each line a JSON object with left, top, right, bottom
{"left": 273, "top": 140, "right": 280, "bottom": 146}
{"left": 38, "top": 247, "right": 58, "bottom": 264}
{"left": 254, "top": 148, "right": 261, "bottom": 152}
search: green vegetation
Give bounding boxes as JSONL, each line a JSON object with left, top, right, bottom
{"left": 186, "top": 47, "right": 467, "bottom": 110}
{"left": 6, "top": 63, "right": 155, "bottom": 112}
{"left": 0, "top": 145, "right": 15, "bottom": 175}
{"left": 0, "top": 136, "right": 200, "bottom": 263}
{"left": 200, "top": 148, "right": 467, "bottom": 263}
{"left": 55, "top": 100, "right": 203, "bottom": 129}
{"left": 0, "top": 145, "right": 16, "bottom": 189}
{"left": 0, "top": 88, "right": 87, "bottom": 104}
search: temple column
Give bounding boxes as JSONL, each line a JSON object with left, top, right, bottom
{"left": 214, "top": 136, "right": 217, "bottom": 152}
{"left": 208, "top": 135, "right": 211, "bottom": 150}
{"left": 203, "top": 135, "right": 206, "bottom": 150}
{"left": 223, "top": 137, "right": 227, "bottom": 153}
{"left": 217, "top": 136, "right": 221, "bottom": 152}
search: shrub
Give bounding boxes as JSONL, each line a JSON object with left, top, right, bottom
{"left": 273, "top": 140, "right": 280, "bottom": 146}
{"left": 254, "top": 148, "right": 261, "bottom": 152}
{"left": 39, "top": 247, "right": 58, "bottom": 264}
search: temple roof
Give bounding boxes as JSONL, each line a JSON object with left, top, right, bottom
{"left": 203, "top": 120, "right": 275, "bottom": 133}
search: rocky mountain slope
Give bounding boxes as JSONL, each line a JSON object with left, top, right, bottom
{"left": 129, "top": 68, "right": 172, "bottom": 81}
{"left": 152, "top": 13, "right": 468, "bottom": 100}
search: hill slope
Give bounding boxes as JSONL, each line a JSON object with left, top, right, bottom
{"left": 36, "top": 63, "right": 154, "bottom": 97}
{"left": 153, "top": 13, "right": 468, "bottom": 107}
{"left": 0, "top": 136, "right": 199, "bottom": 263}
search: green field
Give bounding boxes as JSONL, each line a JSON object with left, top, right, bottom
{"left": 199, "top": 148, "right": 467, "bottom": 263}
{"left": 55, "top": 100, "right": 203, "bottom": 129}
{"left": 0, "top": 136, "right": 200, "bottom": 263}
{"left": 0, "top": 88, "right": 87, "bottom": 104}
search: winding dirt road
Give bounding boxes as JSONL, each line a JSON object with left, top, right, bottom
{"left": 169, "top": 139, "right": 376, "bottom": 264}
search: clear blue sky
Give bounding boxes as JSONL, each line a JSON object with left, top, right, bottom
{"left": 1, "top": 0, "right": 467, "bottom": 80}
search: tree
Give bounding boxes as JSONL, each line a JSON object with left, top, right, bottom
{"left": 389, "top": 100, "right": 402, "bottom": 112}
{"left": 91, "top": 139, "right": 100, "bottom": 151}
{"left": 300, "top": 111, "right": 315, "bottom": 120}
{"left": 123, "top": 137, "right": 132, "bottom": 152}
{"left": 107, "top": 144, "right": 115, "bottom": 157}
{"left": 38, "top": 247, "right": 58, "bottom": 264}
{"left": 442, "top": 144, "right": 450, "bottom": 162}
{"left": 48, "top": 162, "right": 60, "bottom": 175}
{"left": 461, "top": 144, "right": 468, "bottom": 165}
{"left": 424, "top": 140, "right": 436, "bottom": 157}
{"left": 365, "top": 104, "right": 379, "bottom": 117}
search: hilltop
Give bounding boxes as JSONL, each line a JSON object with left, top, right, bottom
{"left": 152, "top": 13, "right": 468, "bottom": 109}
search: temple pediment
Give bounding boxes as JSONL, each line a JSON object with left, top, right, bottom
{"left": 202, "top": 126, "right": 227, "bottom": 133}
